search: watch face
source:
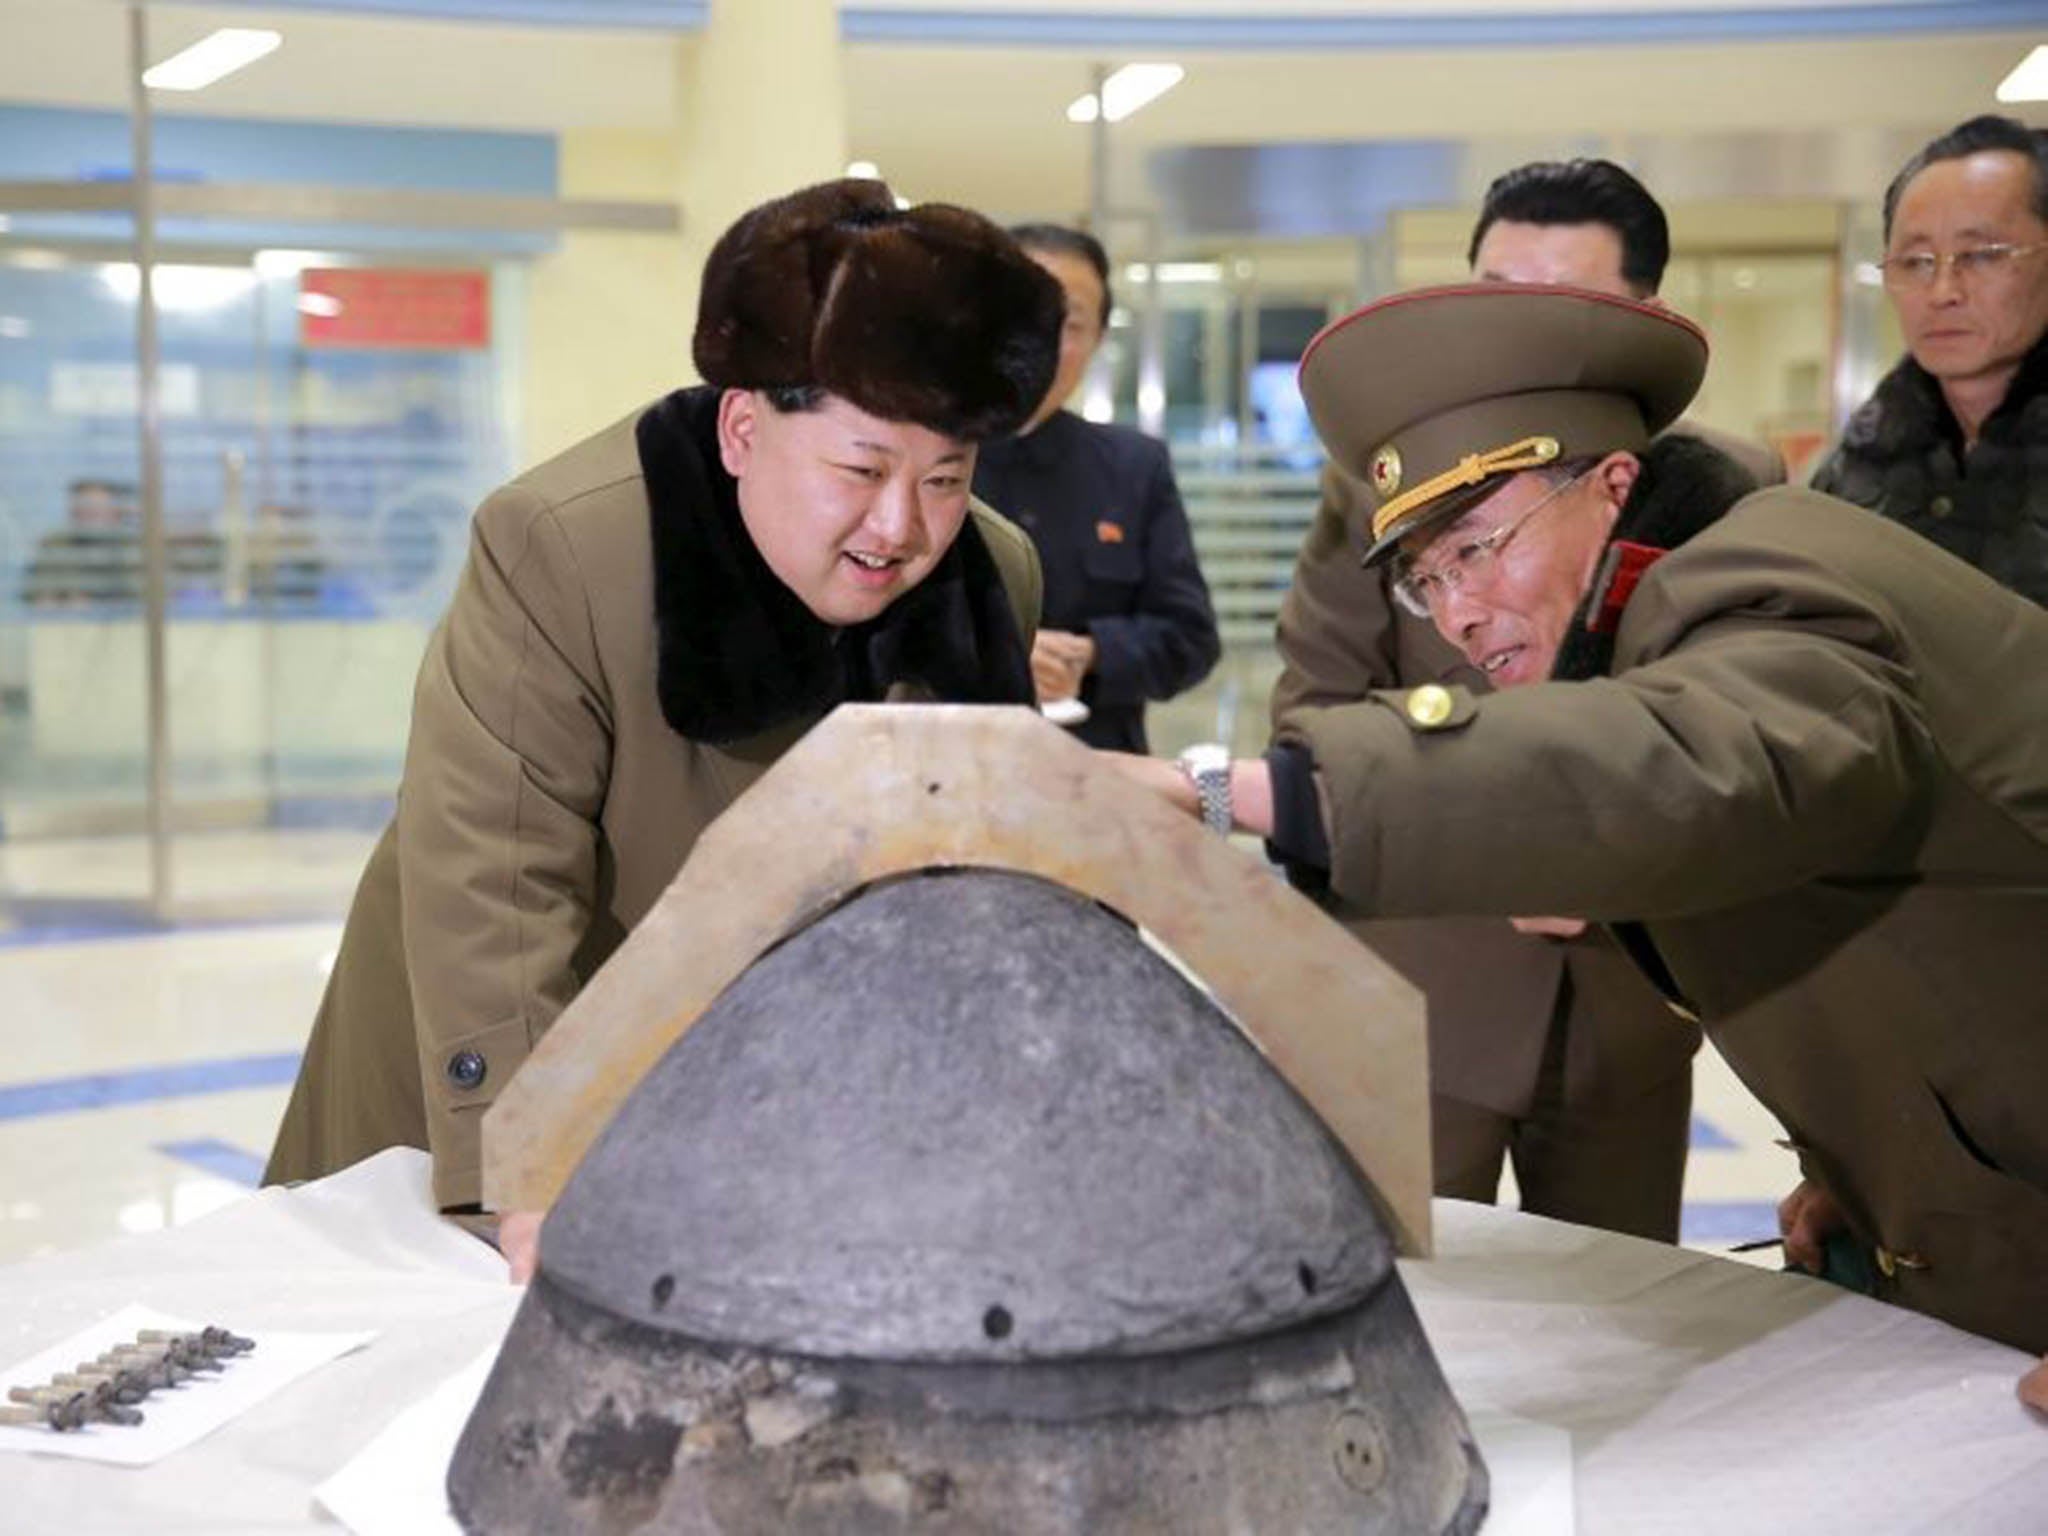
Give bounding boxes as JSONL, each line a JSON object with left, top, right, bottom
{"left": 1181, "top": 744, "right": 1230, "bottom": 776}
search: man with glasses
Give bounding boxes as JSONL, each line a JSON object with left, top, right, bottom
{"left": 1264, "top": 160, "right": 1779, "bottom": 1247}
{"left": 1121, "top": 283, "right": 2048, "bottom": 1402}
{"left": 1812, "top": 114, "right": 2048, "bottom": 607}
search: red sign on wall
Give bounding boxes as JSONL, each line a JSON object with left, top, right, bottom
{"left": 299, "top": 268, "right": 491, "bottom": 350}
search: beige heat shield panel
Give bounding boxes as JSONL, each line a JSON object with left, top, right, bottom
{"left": 482, "top": 704, "right": 1432, "bottom": 1254}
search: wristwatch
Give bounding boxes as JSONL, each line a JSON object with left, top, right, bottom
{"left": 1176, "top": 742, "right": 1233, "bottom": 835}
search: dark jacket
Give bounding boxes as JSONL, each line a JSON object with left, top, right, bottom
{"left": 1279, "top": 466, "right": 2048, "bottom": 1354}
{"left": 265, "top": 388, "right": 1042, "bottom": 1209}
{"left": 1810, "top": 331, "right": 2048, "bottom": 607}
{"left": 973, "top": 410, "right": 1219, "bottom": 752}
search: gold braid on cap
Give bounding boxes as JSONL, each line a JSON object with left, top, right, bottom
{"left": 1370, "top": 435, "right": 1561, "bottom": 542}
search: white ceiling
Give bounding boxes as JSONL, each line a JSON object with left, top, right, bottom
{"left": 0, "top": 1, "right": 2039, "bottom": 225}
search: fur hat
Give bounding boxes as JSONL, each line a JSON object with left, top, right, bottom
{"left": 693, "top": 179, "right": 1065, "bottom": 442}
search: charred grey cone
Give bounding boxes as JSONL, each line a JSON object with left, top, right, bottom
{"left": 449, "top": 869, "right": 1487, "bottom": 1534}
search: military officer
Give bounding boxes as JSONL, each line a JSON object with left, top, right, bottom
{"left": 1125, "top": 282, "right": 2048, "bottom": 1401}
{"left": 1272, "top": 159, "right": 1785, "bottom": 1243}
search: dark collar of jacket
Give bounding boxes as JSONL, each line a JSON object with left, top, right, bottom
{"left": 1551, "top": 433, "right": 1760, "bottom": 683}
{"left": 635, "top": 387, "right": 1034, "bottom": 745}
{"left": 976, "top": 407, "right": 1086, "bottom": 473}
{"left": 1841, "top": 326, "right": 2048, "bottom": 463}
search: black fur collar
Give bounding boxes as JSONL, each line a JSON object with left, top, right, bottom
{"left": 1550, "top": 433, "right": 1761, "bottom": 682}
{"left": 1843, "top": 326, "right": 2048, "bottom": 460}
{"left": 637, "top": 387, "right": 1034, "bottom": 744}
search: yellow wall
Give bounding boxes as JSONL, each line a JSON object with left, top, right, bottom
{"left": 519, "top": 0, "right": 848, "bottom": 469}
{"left": 520, "top": 127, "right": 694, "bottom": 467}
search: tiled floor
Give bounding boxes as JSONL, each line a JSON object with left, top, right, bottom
{"left": 0, "top": 827, "right": 1801, "bottom": 1270}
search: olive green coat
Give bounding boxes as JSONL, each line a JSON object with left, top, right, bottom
{"left": 265, "top": 405, "right": 1041, "bottom": 1210}
{"left": 1279, "top": 486, "right": 2048, "bottom": 1353}
{"left": 1273, "top": 458, "right": 1702, "bottom": 1135}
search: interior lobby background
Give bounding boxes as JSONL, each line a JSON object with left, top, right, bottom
{"left": 0, "top": 0, "right": 2040, "bottom": 921}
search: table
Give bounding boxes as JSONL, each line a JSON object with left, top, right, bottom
{"left": 0, "top": 1151, "right": 2038, "bottom": 1533}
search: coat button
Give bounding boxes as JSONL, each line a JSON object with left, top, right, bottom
{"left": 1875, "top": 1246, "right": 1927, "bottom": 1277}
{"left": 1928, "top": 495, "right": 1953, "bottom": 519}
{"left": 1406, "top": 684, "right": 1454, "bottom": 727}
{"left": 446, "top": 1050, "right": 487, "bottom": 1091}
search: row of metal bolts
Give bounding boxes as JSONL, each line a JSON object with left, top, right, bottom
{"left": 2, "top": 1327, "right": 257, "bottom": 1432}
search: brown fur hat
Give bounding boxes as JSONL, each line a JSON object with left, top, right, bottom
{"left": 693, "top": 179, "right": 1065, "bottom": 442}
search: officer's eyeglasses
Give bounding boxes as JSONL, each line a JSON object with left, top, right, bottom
{"left": 1390, "top": 470, "right": 1590, "bottom": 620}
{"left": 1879, "top": 241, "right": 2047, "bottom": 290}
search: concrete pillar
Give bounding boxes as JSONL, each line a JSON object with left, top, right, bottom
{"left": 520, "top": 0, "right": 846, "bottom": 466}
{"left": 1831, "top": 200, "right": 1891, "bottom": 440}
{"left": 677, "top": 0, "right": 848, "bottom": 314}
{"left": 521, "top": 128, "right": 693, "bottom": 465}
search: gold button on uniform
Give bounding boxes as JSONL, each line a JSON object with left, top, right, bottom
{"left": 1929, "top": 495, "right": 1954, "bottom": 519}
{"left": 1874, "top": 1246, "right": 1928, "bottom": 1278}
{"left": 1406, "top": 685, "right": 1454, "bottom": 727}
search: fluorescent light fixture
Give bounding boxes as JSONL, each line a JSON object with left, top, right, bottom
{"left": 0, "top": 317, "right": 29, "bottom": 339}
{"left": 100, "top": 262, "right": 258, "bottom": 311}
{"left": 143, "top": 28, "right": 281, "bottom": 92}
{"left": 1067, "top": 62, "right": 1184, "bottom": 125}
{"left": 255, "top": 248, "right": 341, "bottom": 276}
{"left": 1123, "top": 261, "right": 1222, "bottom": 284}
{"left": 845, "top": 160, "right": 881, "bottom": 180}
{"left": 1996, "top": 44, "right": 2048, "bottom": 102}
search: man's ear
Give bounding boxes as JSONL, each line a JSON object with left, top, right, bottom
{"left": 716, "top": 388, "right": 759, "bottom": 480}
{"left": 1593, "top": 450, "right": 1642, "bottom": 517}
{"left": 1581, "top": 450, "right": 1646, "bottom": 540}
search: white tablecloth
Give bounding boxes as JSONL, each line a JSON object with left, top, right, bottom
{"left": 0, "top": 1150, "right": 2038, "bottom": 1534}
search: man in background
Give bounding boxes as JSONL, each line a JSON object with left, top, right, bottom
{"left": 1811, "top": 114, "right": 2048, "bottom": 608}
{"left": 1271, "top": 159, "right": 1782, "bottom": 1243}
{"left": 972, "top": 225, "right": 1219, "bottom": 752}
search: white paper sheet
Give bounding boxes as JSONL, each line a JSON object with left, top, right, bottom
{"left": 315, "top": 1342, "right": 499, "bottom": 1536}
{"left": 1039, "top": 697, "right": 1090, "bottom": 726}
{"left": 0, "top": 1304, "right": 375, "bottom": 1467}
{"left": 1468, "top": 1409, "right": 1575, "bottom": 1535}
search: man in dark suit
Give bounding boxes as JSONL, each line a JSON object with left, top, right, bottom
{"left": 972, "top": 225, "right": 1219, "bottom": 753}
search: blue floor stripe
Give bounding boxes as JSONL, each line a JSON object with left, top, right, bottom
{"left": 1690, "top": 1114, "right": 1738, "bottom": 1150}
{"left": 0, "top": 909, "right": 341, "bottom": 951}
{"left": 0, "top": 1053, "right": 302, "bottom": 1121}
{"left": 1681, "top": 1199, "right": 1782, "bottom": 1245}
{"left": 155, "top": 1137, "right": 267, "bottom": 1187}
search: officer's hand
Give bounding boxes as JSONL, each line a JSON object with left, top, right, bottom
{"left": 498, "top": 1209, "right": 544, "bottom": 1284}
{"left": 1777, "top": 1179, "right": 1846, "bottom": 1275}
{"left": 2021, "top": 1355, "right": 2048, "bottom": 1417}
{"left": 1509, "top": 916, "right": 1587, "bottom": 939}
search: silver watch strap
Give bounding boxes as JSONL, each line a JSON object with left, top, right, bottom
{"left": 1193, "top": 766, "right": 1232, "bottom": 835}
